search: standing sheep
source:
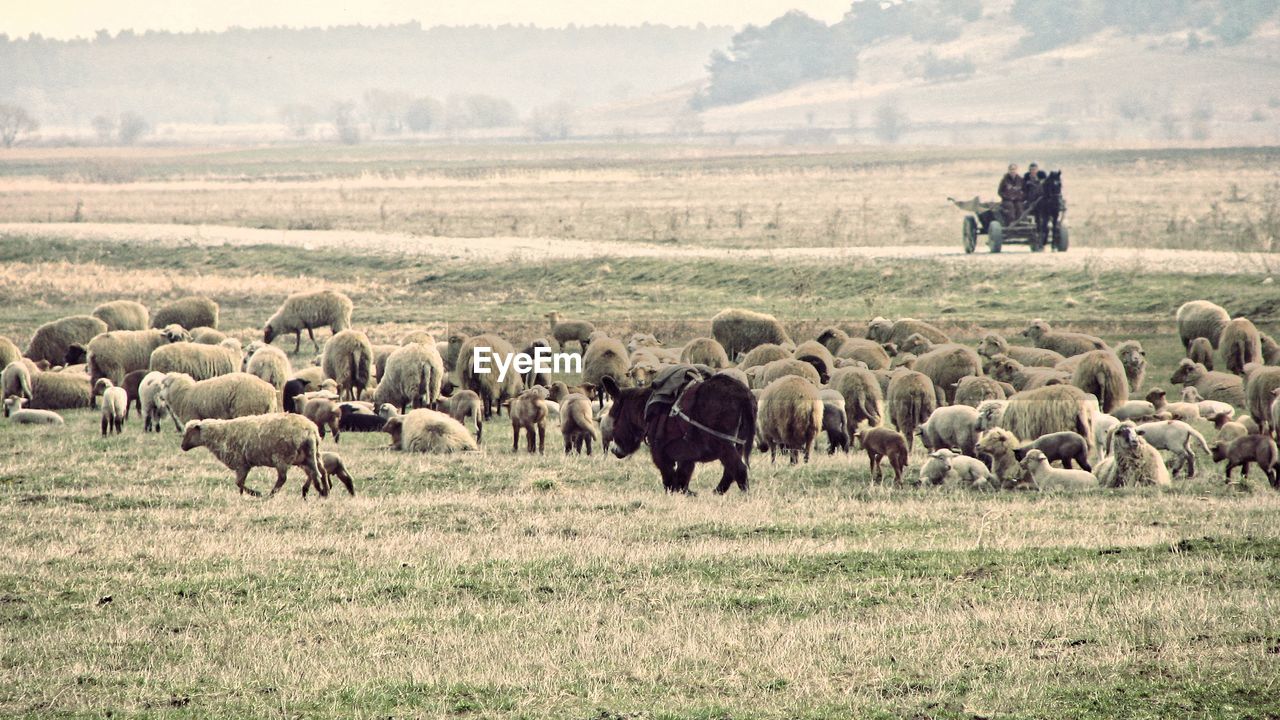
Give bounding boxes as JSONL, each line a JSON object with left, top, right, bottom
{"left": 87, "top": 325, "right": 191, "bottom": 399}
{"left": 161, "top": 372, "right": 278, "bottom": 430}
{"left": 711, "top": 308, "right": 792, "bottom": 359}
{"left": 560, "top": 393, "right": 599, "bottom": 455}
{"left": 976, "top": 333, "right": 1064, "bottom": 368}
{"left": 457, "top": 334, "right": 523, "bottom": 420}
{"left": 138, "top": 371, "right": 169, "bottom": 432}
{"left": 1177, "top": 300, "right": 1231, "bottom": 351}
{"left": 1001, "top": 384, "right": 1094, "bottom": 445}
{"left": 1187, "top": 337, "right": 1215, "bottom": 370}
{"left": 319, "top": 452, "right": 357, "bottom": 496}
{"left": 245, "top": 344, "right": 292, "bottom": 392}
{"left": 1219, "top": 317, "right": 1263, "bottom": 376}
{"left": 152, "top": 296, "right": 219, "bottom": 331}
{"left": 383, "top": 408, "right": 479, "bottom": 453}
{"left": 834, "top": 338, "right": 891, "bottom": 370}
{"left": 263, "top": 289, "right": 354, "bottom": 353}
{"left": 1134, "top": 420, "right": 1211, "bottom": 478}
{"left": 1261, "top": 333, "right": 1280, "bottom": 365}
{"left": 910, "top": 343, "right": 982, "bottom": 405}
{"left": 988, "top": 354, "right": 1070, "bottom": 391}
{"left": 92, "top": 300, "right": 149, "bottom": 331}
{"left": 181, "top": 414, "right": 325, "bottom": 497}
{"left": 582, "top": 334, "right": 630, "bottom": 396}
{"left": 818, "top": 388, "right": 850, "bottom": 454}
{"left": 545, "top": 312, "right": 594, "bottom": 352}
{"left": 1070, "top": 350, "right": 1129, "bottom": 413}
{"left": 441, "top": 390, "right": 484, "bottom": 443}
{"left": 918, "top": 404, "right": 979, "bottom": 457}
{"left": 827, "top": 366, "right": 884, "bottom": 431}
{"left": 190, "top": 327, "right": 227, "bottom": 345}
{"left": 371, "top": 342, "right": 444, "bottom": 413}
{"left": 299, "top": 396, "right": 342, "bottom": 442}
{"left": 95, "top": 379, "right": 127, "bottom": 435}
{"left": 510, "top": 388, "right": 549, "bottom": 454}
{"left": 954, "top": 375, "right": 1007, "bottom": 408}
{"left": 867, "top": 317, "right": 949, "bottom": 348}
{"left": 1244, "top": 366, "right": 1280, "bottom": 433}
{"left": 793, "top": 340, "right": 837, "bottom": 383}
{"left": 856, "top": 426, "right": 909, "bottom": 484}
{"left": 1170, "top": 359, "right": 1245, "bottom": 407}
{"left": 738, "top": 343, "right": 792, "bottom": 370}
{"left": 886, "top": 370, "right": 937, "bottom": 453}
{"left": 322, "top": 329, "right": 374, "bottom": 402}
{"left": 149, "top": 338, "right": 243, "bottom": 381}
{"left": 756, "top": 358, "right": 822, "bottom": 388}
{"left": 1211, "top": 434, "right": 1280, "bottom": 487}
{"left": 756, "top": 375, "right": 824, "bottom": 464}
{"left": 26, "top": 315, "right": 109, "bottom": 366}
{"left": 0, "top": 336, "right": 19, "bottom": 370}
{"left": 816, "top": 327, "right": 851, "bottom": 356}
{"left": 1021, "top": 320, "right": 1107, "bottom": 357}
{"left": 1114, "top": 340, "right": 1146, "bottom": 393}
{"left": 679, "top": 337, "right": 731, "bottom": 370}
{"left": 2, "top": 359, "right": 36, "bottom": 409}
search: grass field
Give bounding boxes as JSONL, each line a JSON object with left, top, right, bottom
{"left": 2, "top": 144, "right": 1280, "bottom": 718}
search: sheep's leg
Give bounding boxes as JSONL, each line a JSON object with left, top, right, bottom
{"left": 293, "top": 331, "right": 302, "bottom": 354}
{"left": 267, "top": 468, "right": 289, "bottom": 497}
{"left": 512, "top": 424, "right": 521, "bottom": 453}
{"left": 804, "top": 439, "right": 814, "bottom": 464}
{"left": 336, "top": 469, "right": 355, "bottom": 496}
{"left": 236, "top": 468, "right": 261, "bottom": 497}
{"left": 307, "top": 327, "right": 319, "bottom": 352}
{"left": 475, "top": 416, "right": 483, "bottom": 444}
{"left": 584, "top": 435, "right": 593, "bottom": 456}
{"left": 101, "top": 416, "right": 108, "bottom": 435}
{"left": 536, "top": 425, "right": 545, "bottom": 455}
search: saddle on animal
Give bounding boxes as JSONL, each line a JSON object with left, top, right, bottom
{"left": 644, "top": 363, "right": 715, "bottom": 425}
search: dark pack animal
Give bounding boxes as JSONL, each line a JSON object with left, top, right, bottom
{"left": 1035, "top": 170, "right": 1063, "bottom": 246}
{"left": 601, "top": 365, "right": 756, "bottom": 494}
{"left": 1011, "top": 431, "right": 1091, "bottom": 471}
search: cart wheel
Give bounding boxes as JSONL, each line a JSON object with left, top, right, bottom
{"left": 988, "top": 221, "right": 1003, "bottom": 253}
{"left": 1053, "top": 226, "right": 1069, "bottom": 252}
{"left": 963, "top": 216, "right": 977, "bottom": 254}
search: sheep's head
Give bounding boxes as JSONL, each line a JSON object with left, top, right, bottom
{"left": 866, "top": 317, "right": 893, "bottom": 343}
{"left": 976, "top": 334, "right": 1006, "bottom": 358}
{"left": 1170, "top": 359, "right": 1201, "bottom": 385}
{"left": 815, "top": 327, "right": 847, "bottom": 352}
{"left": 1020, "top": 448, "right": 1049, "bottom": 468}
{"left": 891, "top": 352, "right": 917, "bottom": 369}
{"left": 1181, "top": 386, "right": 1203, "bottom": 403}
{"left": 162, "top": 324, "right": 192, "bottom": 343}
{"left": 1023, "top": 320, "right": 1050, "bottom": 339}
{"left": 1145, "top": 388, "right": 1166, "bottom": 404}
{"left": 179, "top": 420, "right": 204, "bottom": 451}
{"left": 382, "top": 416, "right": 404, "bottom": 447}
{"left": 64, "top": 343, "right": 88, "bottom": 366}
{"left": 898, "top": 333, "right": 932, "bottom": 356}
{"left": 976, "top": 428, "right": 1016, "bottom": 455}
{"left": 986, "top": 355, "right": 1019, "bottom": 381}
{"left": 4, "top": 396, "right": 24, "bottom": 417}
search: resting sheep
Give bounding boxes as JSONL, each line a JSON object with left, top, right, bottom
{"left": 1021, "top": 449, "right": 1097, "bottom": 491}
{"left": 988, "top": 354, "right": 1070, "bottom": 391}
{"left": 1145, "top": 388, "right": 1198, "bottom": 422}
{"left": 152, "top": 296, "right": 219, "bottom": 331}
{"left": 27, "top": 370, "right": 92, "bottom": 411}
{"left": 26, "top": 315, "right": 109, "bottom": 366}
{"left": 919, "top": 448, "right": 994, "bottom": 489}
{"left": 322, "top": 329, "right": 374, "bottom": 402}
{"left": 383, "top": 408, "right": 478, "bottom": 453}
{"left": 181, "top": 414, "right": 325, "bottom": 497}
{"left": 1022, "top": 319, "right": 1107, "bottom": 357}
{"left": 161, "top": 372, "right": 278, "bottom": 431}
{"left": 711, "top": 308, "right": 792, "bottom": 358}
{"left": 756, "top": 375, "right": 824, "bottom": 464}
{"left": 976, "top": 428, "right": 1026, "bottom": 488}
{"left": 264, "top": 289, "right": 353, "bottom": 352}
{"left": 3, "top": 398, "right": 64, "bottom": 425}
{"left": 866, "top": 317, "right": 948, "bottom": 348}
{"left": 1098, "top": 425, "right": 1170, "bottom": 487}
{"left": 1170, "top": 359, "right": 1245, "bottom": 408}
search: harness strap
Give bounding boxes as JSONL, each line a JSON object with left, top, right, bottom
{"left": 668, "top": 382, "right": 751, "bottom": 447}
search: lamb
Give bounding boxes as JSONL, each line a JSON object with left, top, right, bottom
{"left": 1069, "top": 350, "right": 1129, "bottom": 413}
{"left": 1180, "top": 387, "right": 1236, "bottom": 421}
{"left": 441, "top": 390, "right": 484, "bottom": 442}
{"left": 737, "top": 343, "right": 791, "bottom": 370}
{"left": 1000, "top": 384, "right": 1093, "bottom": 445}
{"left": 711, "top": 308, "right": 792, "bottom": 358}
{"left": 0, "top": 336, "right": 19, "bottom": 370}
{"left": 1098, "top": 425, "right": 1171, "bottom": 487}
{"left": 1134, "top": 419, "right": 1211, "bottom": 478}
{"left": 975, "top": 428, "right": 1026, "bottom": 488}
{"left": 1144, "top": 388, "right": 1199, "bottom": 422}
{"left": 138, "top": 370, "right": 169, "bottom": 432}
{"left": 264, "top": 289, "right": 354, "bottom": 352}
{"left": 95, "top": 379, "right": 127, "bottom": 435}
{"left": 976, "top": 333, "right": 1065, "bottom": 368}
{"left": 371, "top": 342, "right": 444, "bottom": 413}
{"left": 953, "top": 375, "right": 1007, "bottom": 408}
{"left": 92, "top": 300, "right": 149, "bottom": 331}
{"left": 27, "top": 370, "right": 92, "bottom": 411}
{"left": 560, "top": 393, "right": 599, "bottom": 455}
{"left": 457, "top": 334, "right": 524, "bottom": 419}
{"left": 337, "top": 404, "right": 386, "bottom": 433}
{"left": 25, "top": 315, "right": 109, "bottom": 365}
{"left": 919, "top": 448, "right": 995, "bottom": 489}
{"left": 756, "top": 358, "right": 821, "bottom": 388}
{"left": 833, "top": 338, "right": 891, "bottom": 370}
{"left": 756, "top": 375, "right": 824, "bottom": 464}
{"left": 1113, "top": 340, "right": 1146, "bottom": 393}
{"left": 152, "top": 296, "right": 219, "bottom": 331}
{"left": 908, "top": 343, "right": 982, "bottom": 405}
{"left": 318, "top": 452, "right": 357, "bottom": 496}
{"left": 322, "top": 329, "right": 374, "bottom": 402}
{"left": 1211, "top": 434, "right": 1280, "bottom": 487}
{"left": 87, "top": 325, "right": 191, "bottom": 399}
{"left": 1011, "top": 431, "right": 1092, "bottom": 470}
{"left": 815, "top": 327, "right": 852, "bottom": 356}
{"left": 181, "top": 414, "right": 325, "bottom": 497}
{"left": 1021, "top": 449, "right": 1098, "bottom": 491}
{"left": 244, "top": 344, "right": 292, "bottom": 392}
{"left": 1111, "top": 400, "right": 1158, "bottom": 422}
{"left": 918, "top": 404, "right": 979, "bottom": 457}
{"left": 1021, "top": 319, "right": 1107, "bottom": 357}
{"left": 1219, "top": 317, "right": 1262, "bottom": 376}
{"left": 1170, "top": 359, "right": 1245, "bottom": 407}
{"left": 510, "top": 388, "right": 549, "bottom": 453}
{"left": 792, "top": 340, "right": 837, "bottom": 382}
{"left": 299, "top": 396, "right": 342, "bottom": 442}
{"left": 2, "top": 359, "right": 36, "bottom": 409}
{"left": 149, "top": 338, "right": 242, "bottom": 381}
{"left": 3, "top": 398, "right": 64, "bottom": 425}
{"left": 1177, "top": 300, "right": 1231, "bottom": 351}
{"left": 987, "top": 354, "right": 1070, "bottom": 391}
{"left": 886, "top": 370, "right": 936, "bottom": 453}
{"left": 1186, "top": 337, "right": 1215, "bottom": 370}
{"left": 382, "top": 408, "right": 478, "bottom": 453}
{"left": 160, "top": 372, "right": 277, "bottom": 431}
{"left": 1243, "top": 366, "right": 1280, "bottom": 432}
{"left": 866, "top": 317, "right": 949, "bottom": 348}
{"left": 827, "top": 366, "right": 884, "bottom": 430}
{"left": 856, "top": 426, "right": 908, "bottom": 484}
{"left": 1212, "top": 413, "right": 1250, "bottom": 445}
{"left": 545, "top": 311, "right": 594, "bottom": 352}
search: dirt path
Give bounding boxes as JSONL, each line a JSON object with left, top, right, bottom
{"left": 2, "top": 222, "right": 1275, "bottom": 276}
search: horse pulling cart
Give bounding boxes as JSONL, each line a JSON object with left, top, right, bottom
{"left": 948, "top": 173, "right": 1068, "bottom": 253}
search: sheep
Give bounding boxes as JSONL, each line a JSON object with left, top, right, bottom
{"left": 371, "top": 342, "right": 444, "bottom": 413}
{"left": 27, "top": 370, "right": 92, "bottom": 411}
{"left": 94, "top": 379, "right": 127, "bottom": 435}
{"left": 627, "top": 349, "right": 670, "bottom": 386}
{"left": 1211, "top": 413, "right": 1250, "bottom": 446}
{"left": 152, "top": 296, "right": 219, "bottom": 331}
{"left": 792, "top": 340, "right": 837, "bottom": 382}
{"left": 866, "top": 317, "right": 949, "bottom": 348}
{"left": 819, "top": 389, "right": 850, "bottom": 454}
{"left": 909, "top": 343, "right": 982, "bottom": 405}
{"left": 582, "top": 334, "right": 630, "bottom": 396}
{"left": 756, "top": 375, "right": 824, "bottom": 464}
{"left": 1098, "top": 425, "right": 1171, "bottom": 487}
{"left": 953, "top": 375, "right": 1007, "bottom": 408}
{"left": 974, "top": 399, "right": 1007, "bottom": 434}
{"left": 1021, "top": 449, "right": 1098, "bottom": 491}
{"left": 987, "top": 354, "right": 1070, "bottom": 391}
{"left": 322, "top": 329, "right": 374, "bottom": 402}
{"left": 827, "top": 366, "right": 884, "bottom": 431}
{"left": 160, "top": 372, "right": 277, "bottom": 431}
{"left": 1000, "top": 384, "right": 1093, "bottom": 445}
{"left": 738, "top": 343, "right": 792, "bottom": 371}
{"left": 1110, "top": 340, "right": 1146, "bottom": 393}
{"left": 149, "top": 338, "right": 242, "bottom": 381}
{"left": 318, "top": 452, "right": 356, "bottom": 496}
{"left": 560, "top": 393, "right": 599, "bottom": 455}
{"left": 263, "top": 290, "right": 353, "bottom": 353}
{"left": 338, "top": 404, "right": 385, "bottom": 433}
{"left": 291, "top": 366, "right": 327, "bottom": 391}
{"left": 441, "top": 333, "right": 469, "bottom": 373}
{"left": 87, "top": 325, "right": 191, "bottom": 400}
{"left": 1133, "top": 419, "right": 1210, "bottom": 478}
{"left": 886, "top": 370, "right": 936, "bottom": 453}
{"left": 383, "top": 408, "right": 478, "bottom": 453}
{"left": 1144, "top": 388, "right": 1199, "bottom": 422}
{"left": 244, "top": 344, "right": 292, "bottom": 392}
{"left": 1184, "top": 336, "right": 1215, "bottom": 371}
{"left": 816, "top": 327, "right": 851, "bottom": 356}
{"left": 1177, "top": 300, "right": 1231, "bottom": 351}
{"left": 756, "top": 358, "right": 821, "bottom": 388}
{"left": 1211, "top": 434, "right": 1280, "bottom": 487}
{"left": 2, "top": 359, "right": 36, "bottom": 409}
{"left": 711, "top": 308, "right": 792, "bottom": 358}
{"left": 1111, "top": 400, "right": 1158, "bottom": 422}
{"left": 1218, "top": 317, "right": 1262, "bottom": 375}
{"left": 975, "top": 428, "right": 1026, "bottom": 488}
{"left": 3, "top": 398, "right": 64, "bottom": 425}
{"left": 716, "top": 367, "right": 751, "bottom": 390}
{"left": 137, "top": 370, "right": 169, "bottom": 432}
{"left": 856, "top": 426, "right": 908, "bottom": 484}
{"left": 1021, "top": 319, "right": 1107, "bottom": 357}
{"left": 441, "top": 390, "right": 484, "bottom": 442}
{"left": 1170, "top": 359, "right": 1245, "bottom": 408}
{"left": 1069, "top": 350, "right": 1129, "bottom": 413}
{"left": 544, "top": 311, "right": 594, "bottom": 352}
{"left": 675, "top": 337, "right": 728, "bottom": 370}
{"left": 1011, "top": 430, "right": 1092, "bottom": 470}
{"left": 372, "top": 342, "right": 398, "bottom": 382}
{"left": 918, "top": 404, "right": 979, "bottom": 457}
{"left": 919, "top": 448, "right": 995, "bottom": 489}
{"left": 1243, "top": 366, "right": 1280, "bottom": 432}
{"left": 1271, "top": 388, "right": 1280, "bottom": 442}
{"left": 26, "top": 315, "right": 109, "bottom": 365}
{"left": 187, "top": 327, "right": 225, "bottom": 345}
{"left": 297, "top": 395, "right": 342, "bottom": 442}
{"left": 518, "top": 339, "right": 554, "bottom": 389}
{"left": 119, "top": 369, "right": 147, "bottom": 420}
{"left": 456, "top": 334, "right": 523, "bottom": 419}
{"left": 833, "top": 338, "right": 891, "bottom": 370}
{"left": 510, "top": 388, "right": 549, "bottom": 454}
{"left": 1262, "top": 332, "right": 1280, "bottom": 365}
{"left": 91, "top": 300, "right": 149, "bottom": 331}
{"left": 0, "top": 336, "right": 19, "bottom": 370}
{"left": 976, "top": 333, "right": 1064, "bottom": 369}
{"left": 181, "top": 414, "right": 325, "bottom": 497}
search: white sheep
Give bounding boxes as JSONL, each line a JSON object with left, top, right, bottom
{"left": 1180, "top": 386, "right": 1235, "bottom": 420}
{"left": 918, "top": 404, "right": 979, "bottom": 457}
{"left": 244, "top": 344, "right": 292, "bottom": 392}
{"left": 149, "top": 338, "right": 243, "bottom": 381}
{"left": 264, "top": 290, "right": 354, "bottom": 353}
{"left": 919, "top": 448, "right": 994, "bottom": 490}
{"left": 181, "top": 414, "right": 326, "bottom": 497}
{"left": 160, "top": 372, "right": 278, "bottom": 431}
{"left": 138, "top": 371, "right": 170, "bottom": 433}
{"left": 1022, "top": 449, "right": 1098, "bottom": 491}
{"left": 3, "top": 397, "right": 64, "bottom": 425}
{"left": 1134, "top": 419, "right": 1211, "bottom": 478}
{"left": 382, "top": 408, "right": 478, "bottom": 453}
{"left": 371, "top": 342, "right": 444, "bottom": 412}
{"left": 94, "top": 378, "right": 127, "bottom": 435}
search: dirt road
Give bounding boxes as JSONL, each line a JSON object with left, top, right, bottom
{"left": 1, "top": 222, "right": 1274, "bottom": 276}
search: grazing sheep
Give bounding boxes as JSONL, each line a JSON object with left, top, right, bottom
{"left": 322, "top": 330, "right": 374, "bottom": 402}
{"left": 1177, "top": 300, "right": 1231, "bottom": 350}
{"left": 953, "top": 375, "right": 1006, "bottom": 408}
{"left": 909, "top": 343, "right": 982, "bottom": 405}
{"left": 87, "top": 325, "right": 191, "bottom": 399}
{"left": 827, "top": 366, "right": 884, "bottom": 430}
{"left": 677, "top": 337, "right": 729, "bottom": 370}
{"left": 92, "top": 300, "right": 149, "bottom": 331}
{"left": 510, "top": 388, "right": 549, "bottom": 454}
{"left": 149, "top": 338, "right": 242, "bottom": 381}
{"left": 3, "top": 398, "right": 64, "bottom": 425}
{"left": 976, "top": 333, "right": 1065, "bottom": 368}
{"left": 1243, "top": 366, "right": 1280, "bottom": 432}
{"left": 299, "top": 396, "right": 342, "bottom": 442}
{"left": 560, "top": 393, "right": 599, "bottom": 455}
{"left": 181, "top": 414, "right": 324, "bottom": 497}
{"left": 371, "top": 342, "right": 444, "bottom": 413}
{"left": 1022, "top": 449, "right": 1098, "bottom": 491}
{"left": 383, "top": 408, "right": 478, "bottom": 453}
{"left": 1021, "top": 319, "right": 1107, "bottom": 357}
{"left": 0, "top": 336, "right": 19, "bottom": 370}
{"left": 161, "top": 372, "right": 277, "bottom": 431}
{"left": 918, "top": 404, "right": 979, "bottom": 457}
{"left": 263, "top": 290, "right": 353, "bottom": 353}
{"left": 1099, "top": 425, "right": 1171, "bottom": 487}
{"left": 1069, "top": 350, "right": 1129, "bottom": 413}
{"left": 976, "top": 428, "right": 1025, "bottom": 488}
{"left": 1012, "top": 431, "right": 1092, "bottom": 471}
{"left": 1001, "top": 384, "right": 1094, "bottom": 445}
{"left": 1211, "top": 434, "right": 1280, "bottom": 487}
{"left": 756, "top": 376, "right": 824, "bottom": 464}
{"left": 95, "top": 379, "right": 127, "bottom": 435}
{"left": 866, "top": 317, "right": 949, "bottom": 348}
{"left": 1170, "top": 359, "right": 1245, "bottom": 407}
{"left": 581, "top": 334, "right": 629, "bottom": 400}
{"left": 152, "top": 296, "right": 219, "bottom": 331}
{"left": 1219, "top": 317, "right": 1262, "bottom": 375}
{"left": 441, "top": 390, "right": 484, "bottom": 442}
{"left": 988, "top": 354, "right": 1070, "bottom": 391}
{"left": 886, "top": 370, "right": 936, "bottom": 453}
{"left": 138, "top": 371, "right": 169, "bottom": 432}
{"left": 1134, "top": 419, "right": 1211, "bottom": 478}
{"left": 856, "top": 426, "right": 908, "bottom": 484}
{"left": 919, "top": 448, "right": 995, "bottom": 489}
{"left": 545, "top": 311, "right": 594, "bottom": 352}
{"left": 792, "top": 340, "right": 837, "bottom": 382}
{"left": 319, "top": 452, "right": 356, "bottom": 496}
{"left": 1113, "top": 340, "right": 1146, "bottom": 392}
{"left": 833, "top": 338, "right": 891, "bottom": 370}
{"left": 1145, "top": 388, "right": 1199, "bottom": 422}
{"left": 711, "top": 308, "right": 792, "bottom": 359}
{"left": 2, "top": 359, "right": 36, "bottom": 409}
{"left": 1186, "top": 337, "right": 1215, "bottom": 371}
{"left": 818, "top": 389, "right": 850, "bottom": 454}
{"left": 27, "top": 370, "right": 92, "bottom": 411}
{"left": 244, "top": 344, "right": 292, "bottom": 392}
{"left": 756, "top": 358, "right": 821, "bottom": 388}
{"left": 26, "top": 315, "right": 109, "bottom": 365}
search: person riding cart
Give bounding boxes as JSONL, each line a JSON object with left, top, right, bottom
{"left": 997, "top": 163, "right": 1023, "bottom": 225}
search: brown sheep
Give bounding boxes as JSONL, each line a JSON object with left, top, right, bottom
{"left": 886, "top": 370, "right": 936, "bottom": 453}
{"left": 299, "top": 396, "right": 342, "bottom": 442}
{"left": 1021, "top": 319, "right": 1107, "bottom": 357}
{"left": 856, "top": 426, "right": 909, "bottom": 484}
{"left": 510, "top": 388, "right": 548, "bottom": 454}
{"left": 441, "top": 389, "right": 484, "bottom": 443}
{"left": 1187, "top": 337, "right": 1215, "bottom": 371}
{"left": 1219, "top": 317, "right": 1262, "bottom": 376}
{"left": 1070, "top": 350, "right": 1129, "bottom": 413}
{"left": 560, "top": 393, "right": 598, "bottom": 455}
{"left": 1211, "top": 434, "right": 1279, "bottom": 488}
{"left": 457, "top": 334, "right": 523, "bottom": 419}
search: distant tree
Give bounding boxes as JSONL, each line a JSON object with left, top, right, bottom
{"left": 91, "top": 115, "right": 116, "bottom": 143}
{"left": 0, "top": 104, "right": 38, "bottom": 148}
{"left": 526, "top": 101, "right": 574, "bottom": 141}
{"left": 405, "top": 97, "right": 444, "bottom": 133}
{"left": 874, "top": 103, "right": 908, "bottom": 144}
{"left": 362, "top": 89, "right": 410, "bottom": 134}
{"left": 278, "top": 103, "right": 318, "bottom": 137}
{"left": 116, "top": 112, "right": 149, "bottom": 145}
{"left": 332, "top": 101, "right": 360, "bottom": 145}
{"left": 463, "top": 95, "right": 518, "bottom": 128}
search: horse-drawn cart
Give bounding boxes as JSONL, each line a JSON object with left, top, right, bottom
{"left": 948, "top": 194, "right": 1068, "bottom": 254}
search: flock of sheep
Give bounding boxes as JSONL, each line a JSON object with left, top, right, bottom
{"left": 3, "top": 291, "right": 1280, "bottom": 497}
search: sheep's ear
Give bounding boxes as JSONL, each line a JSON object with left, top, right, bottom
{"left": 600, "top": 375, "right": 621, "bottom": 401}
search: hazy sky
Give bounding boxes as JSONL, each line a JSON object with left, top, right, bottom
{"left": 4, "top": 1, "right": 854, "bottom": 39}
